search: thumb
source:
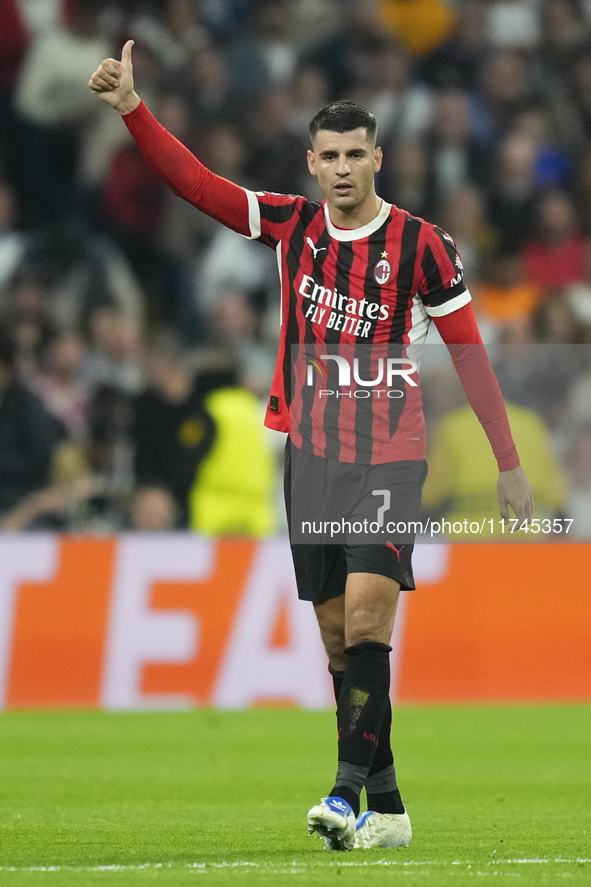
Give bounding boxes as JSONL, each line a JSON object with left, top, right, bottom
{"left": 121, "top": 39, "right": 134, "bottom": 69}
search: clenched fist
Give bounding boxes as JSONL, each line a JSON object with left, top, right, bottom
{"left": 88, "top": 39, "right": 140, "bottom": 115}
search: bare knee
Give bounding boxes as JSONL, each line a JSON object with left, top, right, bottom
{"left": 345, "top": 572, "right": 400, "bottom": 648}
{"left": 345, "top": 603, "right": 390, "bottom": 647}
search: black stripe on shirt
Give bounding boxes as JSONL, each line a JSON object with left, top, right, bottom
{"left": 259, "top": 200, "right": 300, "bottom": 226}
{"left": 324, "top": 240, "right": 355, "bottom": 460}
{"left": 353, "top": 221, "right": 391, "bottom": 462}
{"left": 283, "top": 222, "right": 307, "bottom": 411}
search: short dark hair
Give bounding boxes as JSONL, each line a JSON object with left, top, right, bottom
{"left": 309, "top": 101, "right": 378, "bottom": 145}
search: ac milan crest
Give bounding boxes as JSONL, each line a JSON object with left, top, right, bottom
{"left": 374, "top": 258, "right": 391, "bottom": 285}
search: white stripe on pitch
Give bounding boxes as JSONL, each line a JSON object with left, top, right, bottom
{"left": 1, "top": 858, "right": 588, "bottom": 874}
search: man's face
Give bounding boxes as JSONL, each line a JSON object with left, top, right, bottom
{"left": 307, "top": 128, "right": 382, "bottom": 211}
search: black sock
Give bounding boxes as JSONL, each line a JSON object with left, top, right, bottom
{"left": 329, "top": 641, "right": 391, "bottom": 817}
{"left": 329, "top": 665, "right": 344, "bottom": 706}
{"left": 366, "top": 765, "right": 405, "bottom": 814}
{"left": 329, "top": 668, "right": 365, "bottom": 814}
{"left": 331, "top": 664, "right": 405, "bottom": 814}
{"left": 368, "top": 697, "right": 394, "bottom": 775}
{"left": 366, "top": 698, "right": 405, "bottom": 814}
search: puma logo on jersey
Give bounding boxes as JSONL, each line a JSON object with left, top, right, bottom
{"left": 306, "top": 237, "right": 327, "bottom": 260}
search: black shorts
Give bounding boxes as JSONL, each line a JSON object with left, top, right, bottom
{"left": 284, "top": 438, "right": 427, "bottom": 604}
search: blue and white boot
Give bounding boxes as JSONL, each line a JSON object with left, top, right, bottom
{"left": 307, "top": 796, "right": 356, "bottom": 851}
{"left": 354, "top": 809, "right": 412, "bottom": 849}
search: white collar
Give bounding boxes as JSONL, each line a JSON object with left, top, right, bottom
{"left": 323, "top": 199, "right": 391, "bottom": 242}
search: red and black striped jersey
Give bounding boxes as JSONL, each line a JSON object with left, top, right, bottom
{"left": 122, "top": 101, "right": 519, "bottom": 470}
{"left": 242, "top": 191, "right": 469, "bottom": 463}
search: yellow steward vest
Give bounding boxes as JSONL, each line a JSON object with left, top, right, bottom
{"left": 189, "top": 387, "right": 276, "bottom": 537}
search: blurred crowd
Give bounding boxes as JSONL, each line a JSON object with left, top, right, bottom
{"left": 1, "top": 0, "right": 591, "bottom": 536}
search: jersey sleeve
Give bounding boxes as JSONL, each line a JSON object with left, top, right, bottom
{"left": 121, "top": 102, "right": 303, "bottom": 248}
{"left": 434, "top": 304, "right": 520, "bottom": 472}
{"left": 246, "top": 191, "right": 306, "bottom": 249}
{"left": 417, "top": 225, "right": 472, "bottom": 317}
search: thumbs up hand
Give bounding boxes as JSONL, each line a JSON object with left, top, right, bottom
{"left": 89, "top": 40, "right": 140, "bottom": 115}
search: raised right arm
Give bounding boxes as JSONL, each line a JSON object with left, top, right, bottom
{"left": 121, "top": 102, "right": 255, "bottom": 235}
{"left": 89, "top": 40, "right": 255, "bottom": 237}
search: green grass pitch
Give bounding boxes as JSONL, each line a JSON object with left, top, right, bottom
{"left": 0, "top": 705, "right": 589, "bottom": 886}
